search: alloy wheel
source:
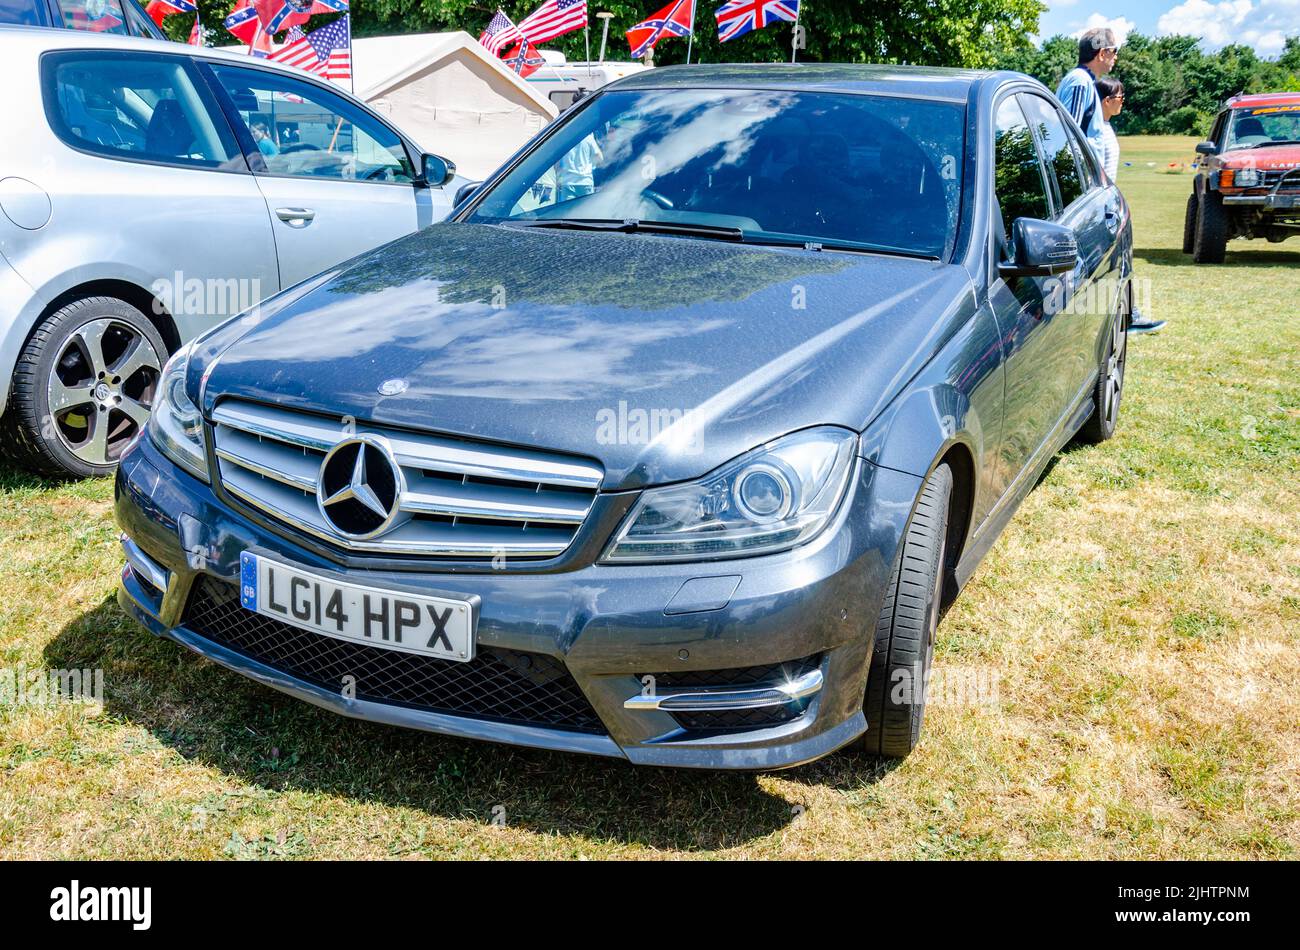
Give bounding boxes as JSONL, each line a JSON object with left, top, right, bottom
{"left": 46, "top": 318, "right": 162, "bottom": 465}
{"left": 1101, "top": 311, "right": 1127, "bottom": 431}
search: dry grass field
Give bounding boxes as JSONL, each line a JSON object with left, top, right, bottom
{"left": 1, "top": 136, "right": 1297, "bottom": 859}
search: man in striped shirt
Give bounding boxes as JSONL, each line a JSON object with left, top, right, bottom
{"left": 1056, "top": 27, "right": 1117, "bottom": 164}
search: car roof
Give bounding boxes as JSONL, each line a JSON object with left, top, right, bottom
{"left": 1226, "top": 92, "right": 1300, "bottom": 109}
{"left": 0, "top": 22, "right": 311, "bottom": 76}
{"left": 606, "top": 63, "right": 1012, "bottom": 103}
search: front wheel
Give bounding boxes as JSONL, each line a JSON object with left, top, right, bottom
{"left": 860, "top": 463, "right": 952, "bottom": 758}
{"left": 3, "top": 296, "right": 166, "bottom": 478}
{"left": 1192, "top": 191, "right": 1229, "bottom": 263}
{"left": 1182, "top": 193, "right": 1197, "bottom": 254}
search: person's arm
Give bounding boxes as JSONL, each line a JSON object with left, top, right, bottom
{"left": 1058, "top": 72, "right": 1093, "bottom": 128}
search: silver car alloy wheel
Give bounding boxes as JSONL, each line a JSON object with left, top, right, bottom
{"left": 1101, "top": 310, "right": 1127, "bottom": 431}
{"left": 46, "top": 317, "right": 162, "bottom": 465}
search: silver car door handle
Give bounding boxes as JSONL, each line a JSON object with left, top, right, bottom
{"left": 275, "top": 207, "right": 316, "bottom": 227}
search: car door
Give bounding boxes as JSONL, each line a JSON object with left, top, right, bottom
{"left": 1018, "top": 92, "right": 1116, "bottom": 409}
{"left": 37, "top": 48, "right": 280, "bottom": 339}
{"left": 202, "top": 62, "right": 441, "bottom": 288}
{"left": 986, "top": 92, "right": 1079, "bottom": 494}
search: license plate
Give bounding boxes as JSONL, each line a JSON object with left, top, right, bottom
{"left": 239, "top": 552, "right": 476, "bottom": 661}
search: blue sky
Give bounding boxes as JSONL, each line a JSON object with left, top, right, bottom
{"left": 1036, "top": 0, "right": 1299, "bottom": 57}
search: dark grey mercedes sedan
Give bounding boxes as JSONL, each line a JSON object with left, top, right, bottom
{"left": 115, "top": 64, "right": 1132, "bottom": 769}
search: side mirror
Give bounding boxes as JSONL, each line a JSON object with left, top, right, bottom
{"left": 418, "top": 153, "right": 456, "bottom": 187}
{"left": 1195, "top": 140, "right": 1218, "bottom": 156}
{"left": 454, "top": 181, "right": 483, "bottom": 207}
{"left": 999, "top": 218, "right": 1078, "bottom": 279}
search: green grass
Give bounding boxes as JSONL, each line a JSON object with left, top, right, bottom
{"left": 1, "top": 136, "right": 1298, "bottom": 859}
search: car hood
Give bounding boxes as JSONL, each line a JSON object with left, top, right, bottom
{"left": 195, "top": 223, "right": 973, "bottom": 489}
{"left": 1219, "top": 144, "right": 1300, "bottom": 169}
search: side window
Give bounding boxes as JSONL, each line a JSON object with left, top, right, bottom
{"left": 43, "top": 52, "right": 240, "bottom": 169}
{"left": 209, "top": 65, "right": 414, "bottom": 184}
{"left": 56, "top": 0, "right": 131, "bottom": 33}
{"left": 993, "top": 96, "right": 1052, "bottom": 244}
{"left": 0, "top": 0, "right": 45, "bottom": 25}
{"left": 1019, "top": 94, "right": 1085, "bottom": 212}
{"left": 1210, "top": 112, "right": 1228, "bottom": 148}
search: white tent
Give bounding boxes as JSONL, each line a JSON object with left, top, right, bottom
{"left": 351, "top": 31, "right": 559, "bottom": 180}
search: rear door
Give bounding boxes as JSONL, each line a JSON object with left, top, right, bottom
{"left": 986, "top": 92, "right": 1079, "bottom": 493}
{"left": 36, "top": 48, "right": 279, "bottom": 339}
{"left": 203, "top": 62, "right": 442, "bottom": 288}
{"left": 1019, "top": 92, "right": 1118, "bottom": 406}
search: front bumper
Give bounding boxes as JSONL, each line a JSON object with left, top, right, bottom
{"left": 115, "top": 434, "right": 921, "bottom": 770}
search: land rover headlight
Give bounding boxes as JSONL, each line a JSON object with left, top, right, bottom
{"left": 1233, "top": 167, "right": 1262, "bottom": 187}
{"left": 148, "top": 342, "right": 208, "bottom": 482}
{"left": 603, "top": 427, "right": 858, "bottom": 563}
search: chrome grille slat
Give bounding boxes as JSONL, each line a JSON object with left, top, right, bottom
{"left": 401, "top": 473, "right": 589, "bottom": 524}
{"left": 211, "top": 399, "right": 601, "bottom": 559}
{"left": 213, "top": 402, "right": 603, "bottom": 488}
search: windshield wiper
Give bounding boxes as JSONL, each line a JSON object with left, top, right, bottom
{"left": 512, "top": 218, "right": 744, "bottom": 241}
{"left": 1249, "top": 139, "right": 1300, "bottom": 148}
{"left": 738, "top": 235, "right": 940, "bottom": 260}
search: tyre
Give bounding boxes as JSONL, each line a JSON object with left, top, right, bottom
{"left": 1078, "top": 302, "right": 1128, "bottom": 444}
{"left": 1182, "top": 193, "right": 1197, "bottom": 254}
{"left": 3, "top": 296, "right": 166, "bottom": 479}
{"left": 1192, "top": 190, "right": 1229, "bottom": 263}
{"left": 860, "top": 462, "right": 951, "bottom": 758}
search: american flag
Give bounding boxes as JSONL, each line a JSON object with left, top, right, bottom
{"left": 715, "top": 0, "right": 798, "bottom": 43}
{"left": 517, "top": 0, "right": 587, "bottom": 46}
{"left": 270, "top": 15, "right": 352, "bottom": 80}
{"left": 479, "top": 10, "right": 523, "bottom": 56}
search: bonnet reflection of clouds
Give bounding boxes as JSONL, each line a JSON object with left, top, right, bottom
{"left": 219, "top": 277, "right": 733, "bottom": 402}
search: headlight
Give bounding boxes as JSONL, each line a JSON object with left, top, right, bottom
{"left": 602, "top": 427, "right": 858, "bottom": 563}
{"left": 147, "top": 342, "right": 208, "bottom": 482}
{"left": 1234, "top": 167, "right": 1262, "bottom": 187}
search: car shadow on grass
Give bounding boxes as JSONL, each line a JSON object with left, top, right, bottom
{"left": 48, "top": 596, "right": 894, "bottom": 851}
{"left": 1134, "top": 245, "right": 1300, "bottom": 268}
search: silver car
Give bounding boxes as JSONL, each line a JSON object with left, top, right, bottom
{"left": 0, "top": 26, "right": 462, "bottom": 477}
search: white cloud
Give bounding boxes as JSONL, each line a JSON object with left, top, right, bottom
{"left": 1071, "top": 13, "right": 1138, "bottom": 45}
{"left": 1156, "top": 0, "right": 1300, "bottom": 54}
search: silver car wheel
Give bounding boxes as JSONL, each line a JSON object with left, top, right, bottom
{"left": 46, "top": 317, "right": 162, "bottom": 465}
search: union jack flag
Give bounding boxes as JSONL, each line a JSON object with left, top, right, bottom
{"left": 502, "top": 39, "right": 545, "bottom": 78}
{"left": 626, "top": 0, "right": 694, "bottom": 59}
{"left": 479, "top": 10, "right": 523, "bottom": 56}
{"left": 517, "top": 0, "right": 587, "bottom": 46}
{"left": 714, "top": 0, "right": 798, "bottom": 43}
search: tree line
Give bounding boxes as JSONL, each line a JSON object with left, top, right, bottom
{"left": 996, "top": 33, "right": 1300, "bottom": 136}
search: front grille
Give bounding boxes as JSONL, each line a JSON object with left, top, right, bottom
{"left": 182, "top": 577, "right": 604, "bottom": 733}
{"left": 1275, "top": 169, "right": 1300, "bottom": 195}
{"left": 649, "top": 654, "right": 821, "bottom": 733}
{"left": 210, "top": 399, "right": 602, "bottom": 559}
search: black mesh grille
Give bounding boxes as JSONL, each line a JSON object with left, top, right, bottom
{"left": 182, "top": 577, "right": 604, "bottom": 734}
{"left": 647, "top": 654, "right": 821, "bottom": 733}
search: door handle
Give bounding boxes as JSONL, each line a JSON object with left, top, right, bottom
{"left": 275, "top": 207, "right": 315, "bottom": 227}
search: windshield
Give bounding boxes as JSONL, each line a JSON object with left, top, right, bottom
{"left": 1226, "top": 104, "right": 1300, "bottom": 149}
{"left": 467, "top": 88, "right": 966, "bottom": 259}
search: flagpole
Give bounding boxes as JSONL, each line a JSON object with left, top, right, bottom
{"left": 345, "top": 13, "right": 354, "bottom": 95}
{"left": 584, "top": 17, "right": 592, "bottom": 84}
{"left": 791, "top": 1, "right": 801, "bottom": 63}
{"left": 685, "top": 0, "right": 695, "bottom": 64}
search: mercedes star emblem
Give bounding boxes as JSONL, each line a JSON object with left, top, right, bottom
{"left": 316, "top": 436, "right": 403, "bottom": 539}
